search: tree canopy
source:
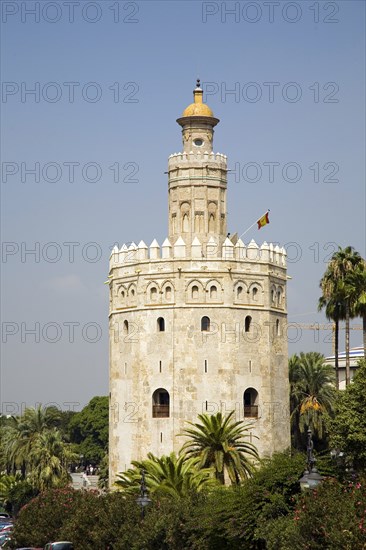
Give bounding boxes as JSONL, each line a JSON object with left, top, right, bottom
{"left": 328, "top": 359, "right": 366, "bottom": 471}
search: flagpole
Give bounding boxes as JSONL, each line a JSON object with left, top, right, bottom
{"left": 238, "top": 209, "right": 270, "bottom": 242}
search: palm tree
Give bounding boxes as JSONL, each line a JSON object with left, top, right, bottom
{"left": 318, "top": 295, "right": 345, "bottom": 390}
{"left": 350, "top": 261, "right": 366, "bottom": 354}
{"left": 319, "top": 246, "right": 363, "bottom": 386}
{"left": 289, "top": 354, "right": 302, "bottom": 448}
{"left": 28, "top": 428, "right": 76, "bottom": 491}
{"left": 289, "top": 352, "right": 336, "bottom": 440}
{"left": 179, "top": 411, "right": 259, "bottom": 484}
{"left": 115, "top": 453, "right": 216, "bottom": 498}
{"left": 1, "top": 406, "right": 75, "bottom": 491}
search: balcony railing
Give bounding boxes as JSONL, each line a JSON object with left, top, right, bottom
{"left": 244, "top": 405, "right": 258, "bottom": 418}
{"left": 152, "top": 404, "right": 170, "bottom": 418}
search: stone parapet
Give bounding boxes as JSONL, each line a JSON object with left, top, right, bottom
{"left": 109, "top": 237, "right": 287, "bottom": 269}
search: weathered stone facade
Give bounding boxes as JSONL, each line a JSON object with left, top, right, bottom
{"left": 109, "top": 82, "right": 290, "bottom": 484}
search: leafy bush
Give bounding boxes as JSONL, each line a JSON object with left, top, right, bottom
{"left": 11, "top": 487, "right": 82, "bottom": 548}
{"left": 258, "top": 478, "right": 366, "bottom": 549}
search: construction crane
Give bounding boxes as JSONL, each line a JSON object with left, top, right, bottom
{"left": 289, "top": 323, "right": 362, "bottom": 355}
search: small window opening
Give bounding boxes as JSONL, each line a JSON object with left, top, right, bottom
{"left": 157, "top": 317, "right": 165, "bottom": 332}
{"left": 210, "top": 285, "right": 217, "bottom": 299}
{"left": 192, "top": 285, "right": 199, "bottom": 299}
{"left": 152, "top": 389, "right": 170, "bottom": 418}
{"left": 245, "top": 316, "right": 252, "bottom": 333}
{"left": 150, "top": 287, "right": 158, "bottom": 301}
{"left": 201, "top": 316, "right": 210, "bottom": 332}
{"left": 244, "top": 388, "right": 258, "bottom": 418}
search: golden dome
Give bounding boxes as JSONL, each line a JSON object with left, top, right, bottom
{"left": 182, "top": 79, "right": 214, "bottom": 118}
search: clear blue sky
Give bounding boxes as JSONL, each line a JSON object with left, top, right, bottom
{"left": 1, "top": 0, "right": 365, "bottom": 411}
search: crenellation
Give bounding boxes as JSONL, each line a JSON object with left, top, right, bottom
{"left": 191, "top": 236, "right": 202, "bottom": 259}
{"left": 260, "top": 241, "right": 270, "bottom": 262}
{"left": 149, "top": 239, "right": 160, "bottom": 260}
{"left": 161, "top": 238, "right": 172, "bottom": 259}
{"left": 174, "top": 236, "right": 186, "bottom": 258}
{"left": 247, "top": 239, "right": 260, "bottom": 261}
{"left": 222, "top": 237, "right": 234, "bottom": 260}
{"left": 109, "top": 238, "right": 287, "bottom": 267}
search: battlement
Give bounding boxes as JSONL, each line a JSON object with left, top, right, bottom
{"left": 168, "top": 151, "right": 227, "bottom": 170}
{"left": 109, "top": 237, "right": 287, "bottom": 269}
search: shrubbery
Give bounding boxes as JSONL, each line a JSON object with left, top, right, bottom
{"left": 9, "top": 453, "right": 366, "bottom": 549}
{"left": 258, "top": 478, "right": 366, "bottom": 549}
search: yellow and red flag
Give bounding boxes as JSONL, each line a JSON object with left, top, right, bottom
{"left": 257, "top": 211, "right": 270, "bottom": 229}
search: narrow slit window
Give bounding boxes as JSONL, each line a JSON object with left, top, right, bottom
{"left": 204, "top": 360, "right": 207, "bottom": 373}
{"left": 245, "top": 316, "right": 252, "bottom": 333}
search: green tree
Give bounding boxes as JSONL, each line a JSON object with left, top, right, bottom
{"left": 69, "top": 396, "right": 109, "bottom": 464}
{"left": 319, "top": 246, "right": 363, "bottom": 386}
{"left": 259, "top": 479, "right": 366, "bottom": 550}
{"left": 328, "top": 359, "right": 366, "bottom": 471}
{"left": 28, "top": 428, "right": 77, "bottom": 491}
{"left": 351, "top": 261, "right": 366, "bottom": 353}
{"left": 289, "top": 352, "right": 336, "bottom": 441}
{"left": 115, "top": 452, "right": 217, "bottom": 498}
{"left": 318, "top": 294, "right": 345, "bottom": 390}
{"left": 180, "top": 411, "right": 259, "bottom": 484}
{"left": 2, "top": 406, "right": 62, "bottom": 477}
{"left": 0, "top": 473, "right": 37, "bottom": 516}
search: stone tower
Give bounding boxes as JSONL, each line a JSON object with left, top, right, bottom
{"left": 109, "top": 81, "right": 290, "bottom": 484}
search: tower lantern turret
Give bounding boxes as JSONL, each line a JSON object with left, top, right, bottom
{"left": 176, "top": 79, "right": 220, "bottom": 154}
{"left": 168, "top": 80, "right": 227, "bottom": 249}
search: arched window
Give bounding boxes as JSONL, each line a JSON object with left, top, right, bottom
{"left": 210, "top": 285, "right": 217, "bottom": 299}
{"left": 150, "top": 287, "right": 157, "bottom": 302}
{"left": 237, "top": 286, "right": 243, "bottom": 299}
{"left": 123, "top": 320, "right": 129, "bottom": 335}
{"left": 271, "top": 288, "right": 276, "bottom": 304}
{"left": 131, "top": 289, "right": 135, "bottom": 297}
{"left": 157, "top": 317, "right": 165, "bottom": 332}
{"left": 244, "top": 388, "right": 258, "bottom": 418}
{"left": 277, "top": 289, "right": 282, "bottom": 307}
{"left": 192, "top": 285, "right": 199, "bottom": 299}
{"left": 245, "top": 315, "right": 252, "bottom": 333}
{"left": 152, "top": 388, "right": 170, "bottom": 418}
{"left": 276, "top": 319, "right": 280, "bottom": 336}
{"left": 165, "top": 286, "right": 172, "bottom": 301}
{"left": 252, "top": 287, "right": 258, "bottom": 301}
{"left": 201, "top": 316, "right": 210, "bottom": 332}
{"left": 121, "top": 290, "right": 125, "bottom": 299}
{"left": 182, "top": 213, "right": 189, "bottom": 232}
